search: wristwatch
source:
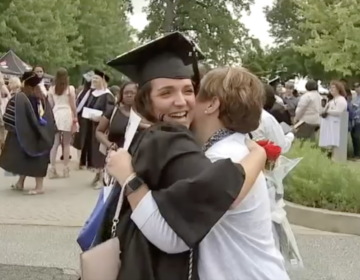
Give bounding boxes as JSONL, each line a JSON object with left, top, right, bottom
{"left": 124, "top": 175, "right": 144, "bottom": 196}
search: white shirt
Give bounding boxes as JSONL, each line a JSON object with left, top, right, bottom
{"left": 131, "top": 133, "right": 289, "bottom": 280}
{"left": 275, "top": 95, "right": 284, "bottom": 105}
{"left": 252, "top": 110, "right": 294, "bottom": 154}
{"left": 294, "top": 90, "right": 322, "bottom": 125}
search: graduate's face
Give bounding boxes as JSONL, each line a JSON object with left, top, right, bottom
{"left": 91, "top": 75, "right": 103, "bottom": 89}
{"left": 150, "top": 78, "right": 196, "bottom": 128}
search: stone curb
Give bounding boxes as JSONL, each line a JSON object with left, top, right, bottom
{"left": 285, "top": 201, "right": 360, "bottom": 236}
{"left": 0, "top": 219, "right": 83, "bottom": 227}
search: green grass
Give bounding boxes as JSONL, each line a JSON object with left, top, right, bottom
{"left": 284, "top": 140, "right": 360, "bottom": 213}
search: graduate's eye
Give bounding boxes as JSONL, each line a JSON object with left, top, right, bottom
{"left": 159, "top": 90, "right": 172, "bottom": 97}
{"left": 183, "top": 87, "right": 194, "bottom": 95}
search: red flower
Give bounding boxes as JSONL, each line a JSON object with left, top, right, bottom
{"left": 256, "top": 140, "right": 282, "bottom": 162}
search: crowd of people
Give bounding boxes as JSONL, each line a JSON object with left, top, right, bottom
{"left": 0, "top": 31, "right": 354, "bottom": 279}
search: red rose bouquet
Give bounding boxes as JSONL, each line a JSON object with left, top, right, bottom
{"left": 256, "top": 140, "right": 282, "bottom": 170}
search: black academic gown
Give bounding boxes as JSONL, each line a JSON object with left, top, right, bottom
{"left": 73, "top": 84, "right": 91, "bottom": 150}
{"left": 0, "top": 92, "right": 56, "bottom": 177}
{"left": 268, "top": 103, "right": 292, "bottom": 125}
{"left": 95, "top": 123, "right": 246, "bottom": 280}
{"left": 76, "top": 89, "right": 115, "bottom": 169}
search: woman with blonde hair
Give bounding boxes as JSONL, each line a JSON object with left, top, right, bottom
{"left": 0, "top": 72, "right": 10, "bottom": 114}
{"left": 8, "top": 76, "right": 21, "bottom": 96}
{"left": 48, "top": 67, "right": 77, "bottom": 178}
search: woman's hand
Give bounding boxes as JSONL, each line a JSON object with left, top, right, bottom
{"left": 106, "top": 148, "right": 134, "bottom": 185}
{"left": 245, "top": 139, "right": 266, "bottom": 165}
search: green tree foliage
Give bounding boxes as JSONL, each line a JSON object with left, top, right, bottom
{"left": 0, "top": 0, "right": 82, "bottom": 71}
{"left": 139, "top": 0, "right": 254, "bottom": 66}
{"left": 0, "top": 0, "right": 136, "bottom": 83}
{"left": 294, "top": 0, "right": 360, "bottom": 76}
{"left": 263, "top": 0, "right": 336, "bottom": 81}
{"left": 77, "top": 0, "right": 136, "bottom": 72}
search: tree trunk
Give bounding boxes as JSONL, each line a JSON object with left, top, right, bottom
{"left": 162, "top": 0, "right": 180, "bottom": 32}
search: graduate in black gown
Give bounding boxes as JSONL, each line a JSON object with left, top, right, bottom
{"left": 91, "top": 32, "right": 266, "bottom": 280}
{"left": 0, "top": 71, "right": 56, "bottom": 195}
{"left": 74, "top": 70, "right": 115, "bottom": 186}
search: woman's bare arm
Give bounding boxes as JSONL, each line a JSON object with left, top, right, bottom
{"left": 95, "top": 117, "right": 113, "bottom": 149}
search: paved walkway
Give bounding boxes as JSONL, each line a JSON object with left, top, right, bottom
{"left": 0, "top": 153, "right": 98, "bottom": 226}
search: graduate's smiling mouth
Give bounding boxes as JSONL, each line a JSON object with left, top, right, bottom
{"left": 166, "top": 111, "right": 189, "bottom": 124}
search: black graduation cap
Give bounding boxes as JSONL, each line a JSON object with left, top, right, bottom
{"left": 94, "top": 69, "right": 110, "bottom": 83}
{"left": 21, "top": 71, "right": 42, "bottom": 87}
{"left": 107, "top": 31, "right": 205, "bottom": 86}
{"left": 268, "top": 76, "right": 280, "bottom": 87}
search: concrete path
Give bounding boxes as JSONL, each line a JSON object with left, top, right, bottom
{"left": 0, "top": 155, "right": 359, "bottom": 280}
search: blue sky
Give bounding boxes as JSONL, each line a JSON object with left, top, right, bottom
{"left": 129, "top": 0, "right": 274, "bottom": 46}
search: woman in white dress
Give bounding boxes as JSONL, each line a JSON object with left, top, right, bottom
{"left": 48, "top": 68, "right": 77, "bottom": 178}
{"left": 319, "top": 80, "right": 347, "bottom": 156}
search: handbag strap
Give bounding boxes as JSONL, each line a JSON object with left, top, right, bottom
{"left": 111, "top": 186, "right": 125, "bottom": 238}
{"left": 109, "top": 106, "right": 117, "bottom": 124}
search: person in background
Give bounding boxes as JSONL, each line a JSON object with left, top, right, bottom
{"left": 269, "top": 77, "right": 285, "bottom": 105}
{"left": 33, "top": 65, "right": 48, "bottom": 97}
{"left": 73, "top": 73, "right": 92, "bottom": 169}
{"left": 0, "top": 72, "right": 10, "bottom": 114}
{"left": 294, "top": 79, "right": 322, "bottom": 141}
{"left": 283, "top": 81, "right": 299, "bottom": 121}
{"left": 0, "top": 112, "right": 4, "bottom": 152}
{"left": 0, "top": 71, "right": 56, "bottom": 194}
{"left": 48, "top": 68, "right": 77, "bottom": 178}
{"left": 319, "top": 80, "right": 348, "bottom": 158}
{"left": 350, "top": 83, "right": 360, "bottom": 159}
{"left": 8, "top": 77, "right": 21, "bottom": 96}
{"left": 264, "top": 84, "right": 292, "bottom": 126}
{"left": 109, "top": 85, "right": 120, "bottom": 101}
{"left": 253, "top": 84, "right": 294, "bottom": 153}
{"left": 76, "top": 70, "right": 115, "bottom": 186}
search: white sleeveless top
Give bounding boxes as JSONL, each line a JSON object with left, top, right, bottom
{"left": 49, "top": 86, "right": 75, "bottom": 132}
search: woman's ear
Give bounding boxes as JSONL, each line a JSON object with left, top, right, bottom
{"left": 206, "top": 97, "right": 220, "bottom": 114}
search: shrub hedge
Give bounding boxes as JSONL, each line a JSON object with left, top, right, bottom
{"left": 284, "top": 141, "right": 360, "bottom": 213}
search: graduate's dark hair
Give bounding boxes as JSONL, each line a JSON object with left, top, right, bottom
{"left": 54, "top": 67, "right": 69, "bottom": 95}
{"left": 134, "top": 81, "right": 158, "bottom": 123}
{"left": 263, "top": 83, "right": 276, "bottom": 111}
{"left": 118, "top": 81, "right": 137, "bottom": 105}
{"left": 197, "top": 66, "right": 263, "bottom": 133}
{"left": 305, "top": 80, "right": 318, "bottom": 91}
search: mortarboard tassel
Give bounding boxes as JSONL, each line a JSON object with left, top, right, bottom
{"left": 37, "top": 102, "right": 47, "bottom": 126}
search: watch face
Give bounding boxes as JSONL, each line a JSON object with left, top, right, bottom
{"left": 128, "top": 176, "right": 144, "bottom": 192}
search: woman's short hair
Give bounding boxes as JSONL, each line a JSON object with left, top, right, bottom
{"left": 263, "top": 84, "right": 276, "bottom": 111}
{"left": 305, "top": 79, "right": 318, "bottom": 91}
{"left": 197, "top": 66, "right": 264, "bottom": 133}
